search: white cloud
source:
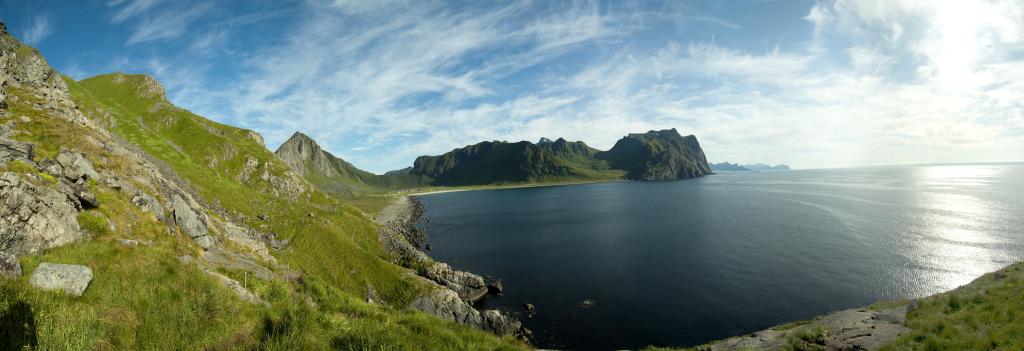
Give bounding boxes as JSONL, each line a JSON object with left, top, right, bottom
{"left": 110, "top": 0, "right": 166, "bottom": 23}
{"left": 125, "top": 2, "right": 213, "bottom": 44}
{"left": 143, "top": 0, "right": 1024, "bottom": 173}
{"left": 22, "top": 14, "right": 53, "bottom": 45}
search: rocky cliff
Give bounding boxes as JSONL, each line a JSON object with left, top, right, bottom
{"left": 597, "top": 128, "right": 712, "bottom": 180}
{"left": 406, "top": 130, "right": 711, "bottom": 185}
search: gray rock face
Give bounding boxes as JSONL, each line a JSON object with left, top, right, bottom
{"left": 410, "top": 288, "right": 484, "bottom": 326}
{"left": 56, "top": 150, "right": 100, "bottom": 182}
{"left": 38, "top": 158, "right": 63, "bottom": 177}
{"left": 28, "top": 262, "right": 93, "bottom": 296}
{"left": 422, "top": 262, "right": 489, "bottom": 302}
{"left": 0, "top": 252, "right": 21, "bottom": 278}
{"left": 66, "top": 181, "right": 98, "bottom": 209}
{"left": 409, "top": 288, "right": 523, "bottom": 337}
{"left": 480, "top": 309, "right": 522, "bottom": 336}
{"left": 171, "top": 194, "right": 213, "bottom": 249}
{"left": 0, "top": 172, "right": 83, "bottom": 255}
{"left": 0, "top": 138, "right": 34, "bottom": 163}
{"left": 131, "top": 190, "right": 165, "bottom": 221}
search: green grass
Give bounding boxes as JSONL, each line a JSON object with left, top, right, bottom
{"left": 782, "top": 326, "right": 828, "bottom": 351}
{"left": 882, "top": 263, "right": 1024, "bottom": 351}
{"left": 6, "top": 73, "right": 529, "bottom": 350}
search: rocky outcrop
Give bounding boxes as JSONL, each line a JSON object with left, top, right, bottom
{"left": 0, "top": 26, "right": 87, "bottom": 126}
{"left": 0, "top": 252, "right": 21, "bottom": 278}
{"left": 422, "top": 262, "right": 489, "bottom": 302}
{"left": 28, "top": 262, "right": 93, "bottom": 296}
{"left": 409, "top": 287, "right": 523, "bottom": 337}
{"left": 274, "top": 131, "right": 393, "bottom": 195}
{"left": 171, "top": 194, "right": 214, "bottom": 249}
{"left": 0, "top": 138, "right": 33, "bottom": 162}
{"left": 378, "top": 196, "right": 526, "bottom": 339}
{"left": 0, "top": 172, "right": 83, "bottom": 255}
{"left": 597, "top": 128, "right": 712, "bottom": 180}
{"left": 697, "top": 306, "right": 909, "bottom": 351}
{"left": 129, "top": 188, "right": 165, "bottom": 221}
{"left": 55, "top": 150, "right": 100, "bottom": 182}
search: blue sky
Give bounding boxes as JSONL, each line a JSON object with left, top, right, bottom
{"left": 3, "top": 0, "right": 1023, "bottom": 173}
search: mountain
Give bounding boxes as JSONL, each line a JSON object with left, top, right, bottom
{"left": 744, "top": 163, "right": 791, "bottom": 171}
{"left": 596, "top": 128, "right": 712, "bottom": 180}
{"left": 274, "top": 131, "right": 425, "bottom": 195}
{"left": 711, "top": 162, "right": 750, "bottom": 171}
{"left": 0, "top": 24, "right": 521, "bottom": 350}
{"left": 410, "top": 140, "right": 604, "bottom": 186}
{"left": 407, "top": 129, "right": 710, "bottom": 185}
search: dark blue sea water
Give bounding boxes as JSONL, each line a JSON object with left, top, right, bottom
{"left": 415, "top": 164, "right": 1024, "bottom": 350}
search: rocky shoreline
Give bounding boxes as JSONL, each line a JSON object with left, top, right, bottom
{"left": 375, "top": 196, "right": 529, "bottom": 340}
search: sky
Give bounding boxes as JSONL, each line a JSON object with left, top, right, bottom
{"left": 2, "top": 0, "right": 1023, "bottom": 173}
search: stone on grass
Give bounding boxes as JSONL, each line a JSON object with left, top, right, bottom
{"left": 0, "top": 252, "right": 22, "bottom": 278}
{"left": 28, "top": 262, "right": 93, "bottom": 296}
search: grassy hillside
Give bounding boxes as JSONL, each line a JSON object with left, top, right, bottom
{"left": 0, "top": 69, "right": 525, "bottom": 350}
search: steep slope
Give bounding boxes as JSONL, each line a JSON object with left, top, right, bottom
{"left": 275, "top": 131, "right": 425, "bottom": 195}
{"left": 0, "top": 25, "right": 523, "bottom": 350}
{"left": 597, "top": 128, "right": 712, "bottom": 180}
{"left": 410, "top": 140, "right": 619, "bottom": 186}
{"left": 536, "top": 137, "right": 610, "bottom": 169}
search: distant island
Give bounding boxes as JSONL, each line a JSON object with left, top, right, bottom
{"left": 711, "top": 162, "right": 791, "bottom": 172}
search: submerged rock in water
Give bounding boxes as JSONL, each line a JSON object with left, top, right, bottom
{"left": 488, "top": 279, "right": 504, "bottom": 294}
{"left": 29, "top": 262, "right": 93, "bottom": 296}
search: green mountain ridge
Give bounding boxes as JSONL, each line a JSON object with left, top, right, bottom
{"left": 407, "top": 129, "right": 711, "bottom": 186}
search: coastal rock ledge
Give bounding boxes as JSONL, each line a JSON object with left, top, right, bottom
{"left": 376, "top": 196, "right": 528, "bottom": 340}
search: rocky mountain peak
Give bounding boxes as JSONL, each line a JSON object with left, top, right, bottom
{"left": 109, "top": 73, "right": 167, "bottom": 101}
{"left": 537, "top": 137, "right": 553, "bottom": 145}
{"left": 275, "top": 131, "right": 326, "bottom": 177}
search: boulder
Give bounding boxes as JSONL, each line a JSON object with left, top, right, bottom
{"left": 523, "top": 303, "right": 536, "bottom": 317}
{"left": 409, "top": 288, "right": 523, "bottom": 337}
{"left": 0, "top": 138, "right": 33, "bottom": 163}
{"left": 171, "top": 194, "right": 213, "bottom": 249}
{"left": 28, "top": 262, "right": 93, "bottom": 296}
{"left": 481, "top": 309, "right": 522, "bottom": 336}
{"left": 0, "top": 252, "right": 22, "bottom": 278}
{"left": 422, "top": 262, "right": 489, "bottom": 302}
{"left": 487, "top": 279, "right": 504, "bottom": 294}
{"left": 38, "top": 158, "right": 63, "bottom": 178}
{"left": 67, "top": 181, "right": 98, "bottom": 209}
{"left": 55, "top": 151, "right": 100, "bottom": 182}
{"left": 130, "top": 190, "right": 164, "bottom": 220}
{"left": 410, "top": 288, "right": 483, "bottom": 326}
{"left": 0, "top": 172, "right": 83, "bottom": 255}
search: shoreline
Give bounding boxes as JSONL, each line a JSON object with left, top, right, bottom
{"left": 373, "top": 194, "right": 529, "bottom": 341}
{"left": 400, "top": 178, "right": 629, "bottom": 197}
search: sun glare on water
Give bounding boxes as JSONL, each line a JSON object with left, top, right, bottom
{"left": 906, "top": 164, "right": 1009, "bottom": 295}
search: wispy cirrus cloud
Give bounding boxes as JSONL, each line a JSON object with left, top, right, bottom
{"left": 22, "top": 14, "right": 53, "bottom": 45}
{"left": 97, "top": 0, "right": 1024, "bottom": 172}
